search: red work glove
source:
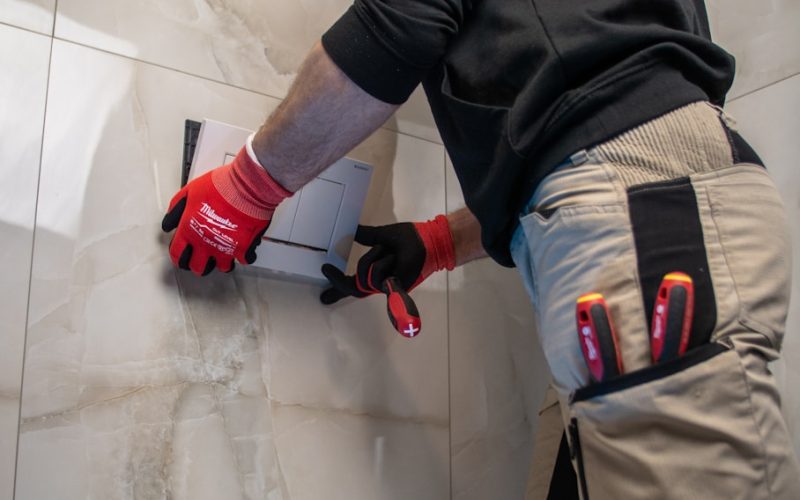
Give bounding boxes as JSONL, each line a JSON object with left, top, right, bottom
{"left": 161, "top": 143, "right": 292, "bottom": 275}
{"left": 320, "top": 215, "right": 456, "bottom": 304}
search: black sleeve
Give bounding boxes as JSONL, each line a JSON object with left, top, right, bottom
{"left": 321, "top": 1, "right": 470, "bottom": 104}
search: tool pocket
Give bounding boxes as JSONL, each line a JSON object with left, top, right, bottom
{"left": 515, "top": 194, "right": 645, "bottom": 390}
{"left": 518, "top": 202, "right": 630, "bottom": 319}
{"left": 705, "top": 166, "right": 791, "bottom": 349}
{"left": 566, "top": 343, "right": 770, "bottom": 500}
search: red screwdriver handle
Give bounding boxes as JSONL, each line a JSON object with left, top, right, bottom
{"left": 651, "top": 272, "right": 695, "bottom": 363}
{"left": 576, "top": 293, "right": 623, "bottom": 383}
{"left": 383, "top": 277, "right": 422, "bottom": 338}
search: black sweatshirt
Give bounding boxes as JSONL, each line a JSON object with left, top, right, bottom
{"left": 322, "top": 0, "right": 735, "bottom": 266}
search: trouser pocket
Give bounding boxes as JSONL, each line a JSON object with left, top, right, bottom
{"left": 703, "top": 165, "right": 791, "bottom": 349}
{"left": 566, "top": 343, "right": 771, "bottom": 500}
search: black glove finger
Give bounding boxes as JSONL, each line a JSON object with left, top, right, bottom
{"left": 244, "top": 224, "right": 270, "bottom": 264}
{"left": 320, "top": 286, "right": 349, "bottom": 305}
{"left": 162, "top": 196, "right": 187, "bottom": 233}
{"left": 356, "top": 245, "right": 388, "bottom": 293}
{"left": 354, "top": 225, "right": 392, "bottom": 247}
{"left": 321, "top": 263, "right": 360, "bottom": 294}
{"left": 178, "top": 244, "right": 193, "bottom": 271}
{"left": 363, "top": 254, "right": 397, "bottom": 292}
{"left": 202, "top": 256, "right": 216, "bottom": 276}
{"left": 356, "top": 222, "right": 421, "bottom": 253}
{"left": 321, "top": 263, "right": 367, "bottom": 303}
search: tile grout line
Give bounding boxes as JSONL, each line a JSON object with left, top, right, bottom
{"left": 444, "top": 149, "right": 453, "bottom": 500}
{"left": 12, "top": 5, "right": 57, "bottom": 496}
{"left": 53, "top": 36, "right": 282, "bottom": 97}
{"left": 49, "top": 36, "right": 445, "bottom": 147}
{"left": 0, "top": 19, "right": 50, "bottom": 37}
{"left": 50, "top": 0, "right": 56, "bottom": 37}
{"left": 727, "top": 70, "right": 800, "bottom": 104}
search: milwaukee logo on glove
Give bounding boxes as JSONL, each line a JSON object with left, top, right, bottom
{"left": 189, "top": 211, "right": 237, "bottom": 256}
{"left": 199, "top": 202, "right": 239, "bottom": 230}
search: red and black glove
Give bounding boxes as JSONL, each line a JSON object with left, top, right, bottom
{"left": 320, "top": 215, "right": 456, "bottom": 304}
{"left": 162, "top": 143, "right": 292, "bottom": 275}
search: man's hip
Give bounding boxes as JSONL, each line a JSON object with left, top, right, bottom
{"left": 511, "top": 101, "right": 799, "bottom": 499}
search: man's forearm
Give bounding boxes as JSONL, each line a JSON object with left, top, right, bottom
{"left": 447, "top": 207, "right": 487, "bottom": 266}
{"left": 252, "top": 42, "right": 398, "bottom": 192}
{"left": 250, "top": 42, "right": 487, "bottom": 269}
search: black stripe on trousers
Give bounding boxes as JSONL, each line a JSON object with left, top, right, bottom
{"left": 547, "top": 432, "right": 580, "bottom": 500}
{"left": 628, "top": 177, "right": 717, "bottom": 350}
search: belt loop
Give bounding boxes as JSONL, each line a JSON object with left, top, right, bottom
{"left": 569, "top": 149, "right": 590, "bottom": 167}
{"left": 707, "top": 102, "right": 739, "bottom": 131}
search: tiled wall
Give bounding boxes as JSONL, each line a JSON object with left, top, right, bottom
{"left": 446, "top": 158, "right": 548, "bottom": 500}
{"left": 0, "top": 19, "right": 51, "bottom": 500}
{"left": 2, "top": 2, "right": 446, "bottom": 499}
{"left": 1, "top": 2, "right": 798, "bottom": 500}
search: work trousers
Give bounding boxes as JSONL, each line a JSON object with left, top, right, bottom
{"left": 510, "top": 102, "right": 800, "bottom": 499}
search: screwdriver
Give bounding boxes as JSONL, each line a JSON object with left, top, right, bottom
{"left": 382, "top": 277, "right": 422, "bottom": 338}
{"left": 576, "top": 293, "right": 624, "bottom": 383}
{"left": 650, "top": 272, "right": 695, "bottom": 363}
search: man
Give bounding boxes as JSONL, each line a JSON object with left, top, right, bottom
{"left": 162, "top": 1, "right": 800, "bottom": 498}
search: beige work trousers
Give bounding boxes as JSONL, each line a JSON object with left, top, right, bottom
{"left": 511, "top": 102, "right": 800, "bottom": 499}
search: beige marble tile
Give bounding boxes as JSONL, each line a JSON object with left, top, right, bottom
{"left": 16, "top": 38, "right": 281, "bottom": 500}
{"left": 47, "top": 0, "right": 800, "bottom": 143}
{"left": 708, "top": 0, "right": 800, "bottom": 99}
{"left": 445, "top": 159, "right": 550, "bottom": 499}
{"left": 17, "top": 38, "right": 449, "bottom": 499}
{"left": 272, "top": 404, "right": 449, "bottom": 500}
{"left": 0, "top": 399, "right": 19, "bottom": 500}
{"left": 725, "top": 74, "right": 800, "bottom": 458}
{"left": 53, "top": 0, "right": 320, "bottom": 97}
{"left": 0, "top": 0, "right": 54, "bottom": 34}
{"left": 246, "top": 129, "right": 449, "bottom": 425}
{"left": 0, "top": 22, "right": 51, "bottom": 500}
{"left": 53, "top": 0, "right": 440, "bottom": 144}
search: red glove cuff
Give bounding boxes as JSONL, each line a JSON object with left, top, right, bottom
{"left": 212, "top": 147, "right": 292, "bottom": 220}
{"left": 415, "top": 214, "right": 457, "bottom": 274}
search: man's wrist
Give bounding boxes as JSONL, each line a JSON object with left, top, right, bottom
{"left": 245, "top": 133, "right": 265, "bottom": 169}
{"left": 211, "top": 145, "right": 293, "bottom": 219}
{"left": 446, "top": 208, "right": 487, "bottom": 266}
{"left": 416, "top": 215, "right": 457, "bottom": 273}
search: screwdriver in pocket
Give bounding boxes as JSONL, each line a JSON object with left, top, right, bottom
{"left": 576, "top": 293, "right": 624, "bottom": 383}
{"left": 650, "top": 272, "right": 695, "bottom": 363}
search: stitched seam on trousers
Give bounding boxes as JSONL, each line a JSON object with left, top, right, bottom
{"left": 734, "top": 161, "right": 768, "bottom": 170}
{"left": 601, "top": 163, "right": 628, "bottom": 204}
{"left": 687, "top": 162, "right": 766, "bottom": 186}
{"left": 703, "top": 183, "right": 739, "bottom": 341}
{"left": 604, "top": 163, "right": 651, "bottom": 369}
{"left": 734, "top": 352, "right": 775, "bottom": 499}
{"left": 738, "top": 317, "right": 777, "bottom": 348}
{"left": 704, "top": 183, "right": 775, "bottom": 346}
{"left": 624, "top": 226, "right": 650, "bottom": 369}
